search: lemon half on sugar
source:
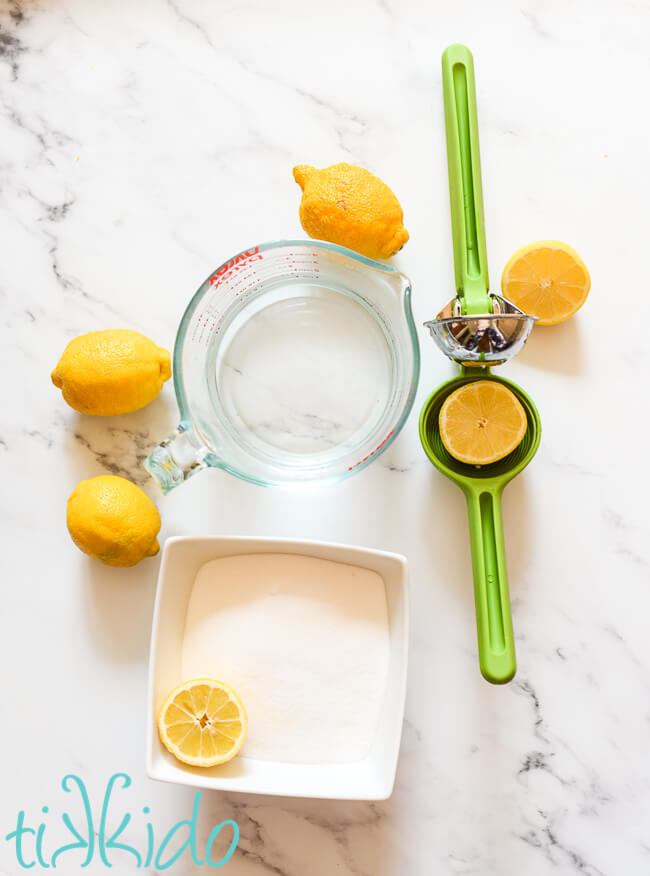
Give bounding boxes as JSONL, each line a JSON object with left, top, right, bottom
{"left": 158, "top": 679, "right": 247, "bottom": 768}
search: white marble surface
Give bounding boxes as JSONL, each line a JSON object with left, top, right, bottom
{"left": 1, "top": 0, "right": 649, "bottom": 873}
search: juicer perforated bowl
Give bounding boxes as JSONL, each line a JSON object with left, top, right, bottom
{"left": 419, "top": 369, "right": 541, "bottom": 684}
{"left": 419, "top": 372, "right": 541, "bottom": 487}
{"left": 145, "top": 240, "right": 420, "bottom": 492}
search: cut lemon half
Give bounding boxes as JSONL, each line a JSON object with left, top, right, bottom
{"left": 501, "top": 239, "right": 590, "bottom": 325}
{"left": 158, "top": 678, "right": 247, "bottom": 768}
{"left": 439, "top": 381, "right": 527, "bottom": 466}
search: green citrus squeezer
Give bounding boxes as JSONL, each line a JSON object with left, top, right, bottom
{"left": 419, "top": 44, "right": 541, "bottom": 684}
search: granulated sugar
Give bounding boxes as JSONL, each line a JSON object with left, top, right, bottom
{"left": 181, "top": 553, "right": 390, "bottom": 764}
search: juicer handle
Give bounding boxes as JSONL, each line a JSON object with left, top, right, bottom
{"left": 441, "top": 44, "right": 490, "bottom": 315}
{"left": 464, "top": 487, "right": 516, "bottom": 684}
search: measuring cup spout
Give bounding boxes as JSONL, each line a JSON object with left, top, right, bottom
{"left": 144, "top": 423, "right": 219, "bottom": 494}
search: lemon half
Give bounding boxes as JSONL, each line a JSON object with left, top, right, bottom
{"left": 439, "top": 381, "right": 527, "bottom": 466}
{"left": 501, "top": 240, "right": 590, "bottom": 325}
{"left": 158, "top": 679, "right": 248, "bottom": 768}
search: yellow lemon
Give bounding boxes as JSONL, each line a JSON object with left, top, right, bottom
{"left": 52, "top": 329, "right": 171, "bottom": 416}
{"left": 67, "top": 475, "right": 161, "bottom": 567}
{"left": 158, "top": 679, "right": 248, "bottom": 768}
{"left": 293, "top": 162, "right": 409, "bottom": 260}
{"left": 439, "top": 381, "right": 527, "bottom": 466}
{"left": 501, "top": 240, "right": 590, "bottom": 325}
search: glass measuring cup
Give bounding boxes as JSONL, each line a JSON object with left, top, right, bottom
{"left": 145, "top": 240, "right": 420, "bottom": 492}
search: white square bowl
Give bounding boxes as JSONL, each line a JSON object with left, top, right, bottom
{"left": 146, "top": 536, "right": 409, "bottom": 800}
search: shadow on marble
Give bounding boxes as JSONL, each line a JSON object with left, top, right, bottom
{"left": 518, "top": 317, "right": 585, "bottom": 376}
{"left": 500, "top": 472, "right": 535, "bottom": 601}
{"left": 416, "top": 470, "right": 478, "bottom": 615}
{"left": 132, "top": 776, "right": 402, "bottom": 875}
{"left": 81, "top": 556, "right": 159, "bottom": 662}
{"left": 140, "top": 719, "right": 414, "bottom": 874}
{"left": 61, "top": 392, "right": 177, "bottom": 491}
{"left": 415, "top": 463, "right": 536, "bottom": 621}
{"left": 187, "top": 789, "right": 399, "bottom": 876}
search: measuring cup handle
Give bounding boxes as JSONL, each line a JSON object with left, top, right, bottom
{"left": 441, "top": 44, "right": 490, "bottom": 314}
{"left": 464, "top": 486, "right": 516, "bottom": 684}
{"left": 144, "top": 423, "right": 219, "bottom": 494}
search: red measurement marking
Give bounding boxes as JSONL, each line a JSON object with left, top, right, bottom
{"left": 207, "top": 247, "right": 263, "bottom": 289}
{"left": 348, "top": 430, "right": 395, "bottom": 471}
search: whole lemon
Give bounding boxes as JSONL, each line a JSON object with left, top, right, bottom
{"left": 51, "top": 329, "right": 171, "bottom": 416}
{"left": 67, "top": 475, "right": 161, "bottom": 567}
{"left": 293, "top": 163, "right": 409, "bottom": 260}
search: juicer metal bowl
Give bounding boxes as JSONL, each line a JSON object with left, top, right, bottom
{"left": 424, "top": 294, "right": 537, "bottom": 366}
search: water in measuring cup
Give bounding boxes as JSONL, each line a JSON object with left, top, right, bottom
{"left": 214, "top": 283, "right": 393, "bottom": 461}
